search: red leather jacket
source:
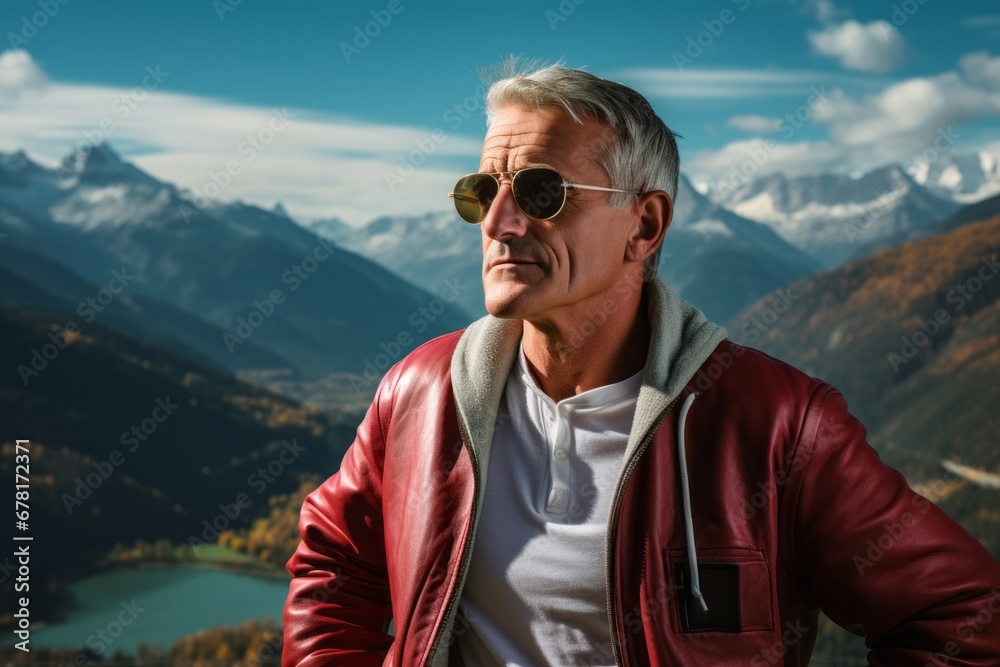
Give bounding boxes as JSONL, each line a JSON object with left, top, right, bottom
{"left": 283, "top": 278, "right": 1000, "bottom": 666}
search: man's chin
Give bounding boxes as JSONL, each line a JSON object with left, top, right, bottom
{"left": 483, "top": 282, "right": 541, "bottom": 319}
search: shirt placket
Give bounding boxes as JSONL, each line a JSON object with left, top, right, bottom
{"left": 546, "top": 402, "right": 572, "bottom": 513}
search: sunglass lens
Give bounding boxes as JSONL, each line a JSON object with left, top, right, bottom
{"left": 452, "top": 174, "right": 497, "bottom": 224}
{"left": 514, "top": 168, "right": 565, "bottom": 220}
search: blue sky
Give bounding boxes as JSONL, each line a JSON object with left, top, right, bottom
{"left": 1, "top": 0, "right": 999, "bottom": 224}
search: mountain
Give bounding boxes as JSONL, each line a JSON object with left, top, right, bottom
{"left": 307, "top": 216, "right": 355, "bottom": 245}
{"left": 307, "top": 175, "right": 822, "bottom": 324}
{"left": 0, "top": 243, "right": 292, "bottom": 374}
{"left": 307, "top": 211, "right": 486, "bottom": 318}
{"left": 0, "top": 302, "right": 360, "bottom": 628}
{"left": 909, "top": 151, "right": 1000, "bottom": 203}
{"left": 660, "top": 175, "right": 820, "bottom": 322}
{"left": 725, "top": 211, "right": 1000, "bottom": 633}
{"left": 931, "top": 191, "right": 1000, "bottom": 235}
{"left": 846, "top": 190, "right": 1000, "bottom": 263}
{"left": 1, "top": 144, "right": 174, "bottom": 231}
{"left": 0, "top": 144, "right": 473, "bottom": 388}
{"left": 0, "top": 303, "right": 358, "bottom": 517}
{"left": 728, "top": 214, "right": 1000, "bottom": 483}
{"left": 709, "top": 165, "right": 960, "bottom": 268}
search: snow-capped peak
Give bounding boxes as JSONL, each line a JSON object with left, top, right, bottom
{"left": 58, "top": 142, "right": 162, "bottom": 188}
{"left": 908, "top": 151, "right": 1000, "bottom": 203}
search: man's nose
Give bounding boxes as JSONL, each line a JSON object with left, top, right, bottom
{"left": 481, "top": 180, "right": 529, "bottom": 240}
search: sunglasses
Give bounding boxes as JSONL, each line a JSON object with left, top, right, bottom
{"left": 448, "top": 167, "right": 640, "bottom": 224}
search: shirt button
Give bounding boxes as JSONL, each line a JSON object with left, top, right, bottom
{"left": 554, "top": 448, "right": 568, "bottom": 460}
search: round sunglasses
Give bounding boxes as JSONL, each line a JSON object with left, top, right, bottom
{"left": 448, "top": 167, "right": 640, "bottom": 224}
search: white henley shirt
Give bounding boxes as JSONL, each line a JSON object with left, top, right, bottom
{"left": 454, "top": 342, "right": 644, "bottom": 666}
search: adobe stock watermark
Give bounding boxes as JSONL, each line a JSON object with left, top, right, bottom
{"left": 551, "top": 265, "right": 659, "bottom": 358}
{"left": 902, "top": 127, "right": 959, "bottom": 179}
{"left": 18, "top": 598, "right": 146, "bottom": 661}
{"left": 349, "top": 277, "right": 467, "bottom": 392}
{"left": 592, "top": 576, "right": 692, "bottom": 663}
{"left": 877, "top": 0, "right": 932, "bottom": 38}
{"left": 61, "top": 396, "right": 180, "bottom": 514}
{"left": 179, "top": 107, "right": 295, "bottom": 223}
{"left": 544, "top": 0, "right": 585, "bottom": 31}
{"left": 16, "top": 267, "right": 136, "bottom": 386}
{"left": 340, "top": 0, "right": 411, "bottom": 63}
{"left": 949, "top": 588, "right": 1000, "bottom": 661}
{"left": 55, "top": 65, "right": 171, "bottom": 185}
{"left": 845, "top": 127, "right": 958, "bottom": 244}
{"left": 886, "top": 254, "right": 998, "bottom": 373}
{"left": 712, "top": 85, "right": 830, "bottom": 200}
{"left": 750, "top": 618, "right": 810, "bottom": 666}
{"left": 684, "top": 288, "right": 799, "bottom": 402}
{"left": 384, "top": 86, "right": 484, "bottom": 191}
{"left": 188, "top": 439, "right": 305, "bottom": 551}
{"left": 740, "top": 397, "right": 849, "bottom": 521}
{"left": 412, "top": 407, "right": 516, "bottom": 506}
{"left": 85, "top": 600, "right": 146, "bottom": 657}
{"left": 741, "top": 441, "right": 813, "bottom": 520}
{"left": 672, "top": 0, "right": 753, "bottom": 70}
{"left": 6, "top": 0, "right": 71, "bottom": 49}
{"left": 734, "top": 287, "right": 798, "bottom": 345}
{"left": 915, "top": 585, "right": 1000, "bottom": 665}
{"left": 222, "top": 235, "right": 338, "bottom": 353}
{"left": 852, "top": 496, "right": 936, "bottom": 576}
{"left": 853, "top": 465, "right": 966, "bottom": 580}
{"left": 244, "top": 628, "right": 283, "bottom": 667}
{"left": 213, "top": 0, "right": 244, "bottom": 21}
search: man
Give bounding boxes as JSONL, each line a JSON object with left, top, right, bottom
{"left": 282, "top": 62, "right": 1000, "bottom": 666}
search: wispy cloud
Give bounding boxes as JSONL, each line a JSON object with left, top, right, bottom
{"left": 795, "top": 0, "right": 850, "bottom": 24}
{"left": 962, "top": 15, "right": 1000, "bottom": 28}
{"left": 618, "top": 67, "right": 880, "bottom": 99}
{"left": 0, "top": 50, "right": 482, "bottom": 225}
{"left": 727, "top": 115, "right": 781, "bottom": 133}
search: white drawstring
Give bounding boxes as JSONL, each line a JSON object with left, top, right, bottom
{"left": 677, "top": 392, "right": 708, "bottom": 612}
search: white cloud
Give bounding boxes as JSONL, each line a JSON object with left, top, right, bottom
{"left": 685, "top": 53, "right": 1000, "bottom": 184}
{"left": 0, "top": 49, "right": 47, "bottom": 95}
{"left": 0, "top": 50, "right": 482, "bottom": 225}
{"left": 960, "top": 51, "right": 1000, "bottom": 90}
{"left": 817, "top": 72, "right": 1000, "bottom": 149}
{"left": 727, "top": 115, "right": 781, "bottom": 133}
{"left": 808, "top": 20, "right": 906, "bottom": 73}
{"left": 686, "top": 138, "right": 846, "bottom": 182}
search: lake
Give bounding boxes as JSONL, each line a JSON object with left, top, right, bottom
{"left": 13, "top": 566, "right": 290, "bottom": 654}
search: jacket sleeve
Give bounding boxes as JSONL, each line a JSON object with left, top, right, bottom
{"left": 282, "top": 377, "right": 394, "bottom": 666}
{"left": 782, "top": 384, "right": 1000, "bottom": 665}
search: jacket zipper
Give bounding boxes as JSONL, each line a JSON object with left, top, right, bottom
{"left": 424, "top": 414, "right": 479, "bottom": 666}
{"left": 604, "top": 397, "right": 680, "bottom": 667}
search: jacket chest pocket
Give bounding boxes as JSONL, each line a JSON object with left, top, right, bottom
{"left": 665, "top": 547, "right": 774, "bottom": 633}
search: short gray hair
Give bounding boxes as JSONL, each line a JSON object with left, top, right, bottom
{"left": 480, "top": 57, "right": 681, "bottom": 278}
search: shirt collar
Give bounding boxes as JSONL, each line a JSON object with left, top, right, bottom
{"left": 515, "top": 340, "right": 644, "bottom": 411}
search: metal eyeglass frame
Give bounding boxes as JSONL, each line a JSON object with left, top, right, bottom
{"left": 447, "top": 167, "right": 640, "bottom": 224}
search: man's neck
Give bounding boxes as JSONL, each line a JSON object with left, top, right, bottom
{"left": 520, "top": 281, "right": 651, "bottom": 403}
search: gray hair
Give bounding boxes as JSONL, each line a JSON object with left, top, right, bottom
{"left": 479, "top": 57, "right": 681, "bottom": 278}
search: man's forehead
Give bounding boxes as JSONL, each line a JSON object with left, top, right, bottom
{"left": 479, "top": 106, "right": 609, "bottom": 168}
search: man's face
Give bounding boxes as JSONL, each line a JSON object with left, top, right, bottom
{"left": 479, "top": 104, "right": 639, "bottom": 323}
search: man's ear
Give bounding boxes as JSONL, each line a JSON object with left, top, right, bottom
{"left": 625, "top": 190, "right": 672, "bottom": 264}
